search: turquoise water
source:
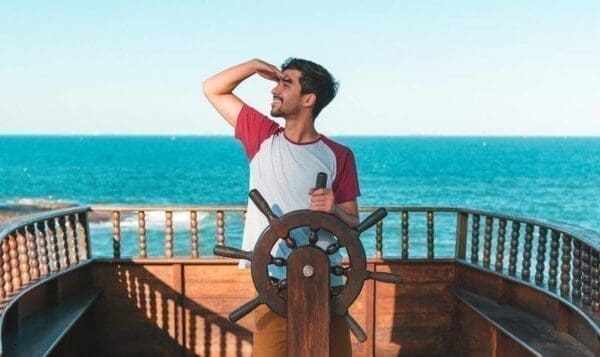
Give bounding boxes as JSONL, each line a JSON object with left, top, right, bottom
{"left": 1, "top": 136, "right": 599, "bottom": 257}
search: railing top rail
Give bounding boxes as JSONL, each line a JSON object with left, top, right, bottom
{"left": 90, "top": 205, "right": 248, "bottom": 212}
{"left": 455, "top": 207, "right": 600, "bottom": 251}
{"left": 0, "top": 206, "right": 91, "bottom": 237}
{"left": 89, "top": 205, "right": 461, "bottom": 212}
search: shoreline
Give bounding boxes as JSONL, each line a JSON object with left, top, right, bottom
{"left": 0, "top": 204, "right": 112, "bottom": 225}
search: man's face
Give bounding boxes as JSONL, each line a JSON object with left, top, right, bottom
{"left": 270, "top": 69, "right": 303, "bottom": 118}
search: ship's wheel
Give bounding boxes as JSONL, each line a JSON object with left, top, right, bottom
{"left": 214, "top": 173, "right": 402, "bottom": 342}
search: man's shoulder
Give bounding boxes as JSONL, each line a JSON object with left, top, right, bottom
{"left": 320, "top": 135, "right": 354, "bottom": 156}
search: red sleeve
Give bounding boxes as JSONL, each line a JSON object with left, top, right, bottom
{"left": 332, "top": 150, "right": 361, "bottom": 204}
{"left": 234, "top": 104, "right": 280, "bottom": 160}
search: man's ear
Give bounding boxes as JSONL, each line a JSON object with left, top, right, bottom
{"left": 303, "top": 93, "right": 316, "bottom": 108}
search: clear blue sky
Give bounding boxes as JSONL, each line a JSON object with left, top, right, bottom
{"left": 1, "top": 1, "right": 599, "bottom": 136}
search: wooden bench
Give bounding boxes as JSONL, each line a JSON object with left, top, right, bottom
{"left": 0, "top": 261, "right": 101, "bottom": 357}
{"left": 2, "top": 287, "right": 101, "bottom": 356}
{"left": 453, "top": 288, "right": 594, "bottom": 356}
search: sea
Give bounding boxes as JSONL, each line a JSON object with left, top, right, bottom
{"left": 1, "top": 136, "right": 599, "bottom": 258}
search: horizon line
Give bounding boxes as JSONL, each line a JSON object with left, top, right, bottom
{"left": 1, "top": 133, "right": 599, "bottom": 139}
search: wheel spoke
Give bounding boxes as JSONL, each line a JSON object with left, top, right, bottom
{"left": 308, "top": 229, "right": 319, "bottom": 246}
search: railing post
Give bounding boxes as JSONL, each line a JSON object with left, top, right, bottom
{"left": 401, "top": 211, "right": 409, "bottom": 259}
{"left": 455, "top": 211, "right": 468, "bottom": 260}
{"left": 165, "top": 211, "right": 174, "bottom": 258}
{"left": 375, "top": 220, "right": 383, "bottom": 259}
{"left": 572, "top": 240, "right": 582, "bottom": 300}
{"left": 216, "top": 210, "right": 225, "bottom": 248}
{"left": 77, "top": 211, "right": 90, "bottom": 260}
{"left": 548, "top": 230, "right": 561, "bottom": 289}
{"left": 591, "top": 249, "right": 599, "bottom": 312}
{"left": 426, "top": 211, "right": 434, "bottom": 259}
{"left": 561, "top": 235, "right": 572, "bottom": 297}
{"left": 581, "top": 244, "right": 591, "bottom": 306}
{"left": 190, "top": 211, "right": 199, "bottom": 258}
{"left": 2, "top": 239, "right": 13, "bottom": 294}
{"left": 16, "top": 228, "right": 30, "bottom": 285}
{"left": 508, "top": 221, "right": 521, "bottom": 276}
{"left": 535, "top": 227, "right": 548, "bottom": 284}
{"left": 0, "top": 240, "right": 5, "bottom": 300}
{"left": 483, "top": 216, "right": 493, "bottom": 267}
{"left": 470, "top": 214, "right": 480, "bottom": 263}
{"left": 138, "top": 211, "right": 147, "bottom": 258}
{"left": 112, "top": 211, "right": 121, "bottom": 259}
{"left": 36, "top": 221, "right": 50, "bottom": 277}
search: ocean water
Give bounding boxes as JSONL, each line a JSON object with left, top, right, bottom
{"left": 1, "top": 136, "right": 599, "bottom": 257}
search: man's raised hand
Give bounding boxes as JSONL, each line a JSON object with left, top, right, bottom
{"left": 254, "top": 59, "right": 290, "bottom": 82}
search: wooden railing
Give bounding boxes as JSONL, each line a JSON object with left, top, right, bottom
{"left": 0, "top": 207, "right": 92, "bottom": 307}
{"left": 455, "top": 208, "right": 600, "bottom": 316}
{"left": 91, "top": 205, "right": 464, "bottom": 260}
{"left": 1, "top": 205, "right": 599, "bottom": 331}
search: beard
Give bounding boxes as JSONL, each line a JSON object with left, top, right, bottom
{"left": 270, "top": 97, "right": 284, "bottom": 117}
{"left": 270, "top": 107, "right": 284, "bottom": 117}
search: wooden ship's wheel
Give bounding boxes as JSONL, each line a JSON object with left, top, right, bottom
{"left": 214, "top": 173, "right": 402, "bottom": 356}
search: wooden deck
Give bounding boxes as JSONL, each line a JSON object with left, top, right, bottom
{"left": 83, "top": 258, "right": 597, "bottom": 356}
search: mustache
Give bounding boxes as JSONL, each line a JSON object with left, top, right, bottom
{"left": 272, "top": 96, "right": 283, "bottom": 102}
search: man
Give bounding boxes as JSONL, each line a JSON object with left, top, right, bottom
{"left": 203, "top": 58, "right": 360, "bottom": 356}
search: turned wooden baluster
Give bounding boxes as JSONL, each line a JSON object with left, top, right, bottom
{"left": 216, "top": 211, "right": 225, "bottom": 248}
{"left": 47, "top": 218, "right": 60, "bottom": 272}
{"left": 535, "top": 227, "right": 548, "bottom": 284}
{"left": 591, "top": 250, "right": 599, "bottom": 312}
{"left": 548, "top": 230, "right": 561, "bottom": 290}
{"left": 165, "top": 211, "right": 174, "bottom": 258}
{"left": 67, "top": 215, "right": 79, "bottom": 265}
{"left": 0, "top": 239, "right": 5, "bottom": 299}
{"left": 508, "top": 221, "right": 521, "bottom": 276}
{"left": 495, "top": 219, "right": 507, "bottom": 271}
{"left": 426, "top": 211, "right": 434, "bottom": 259}
{"left": 26, "top": 224, "right": 40, "bottom": 280}
{"left": 482, "top": 216, "right": 493, "bottom": 267}
{"left": 560, "top": 235, "right": 572, "bottom": 297}
{"left": 138, "top": 211, "right": 147, "bottom": 258}
{"left": 190, "top": 211, "right": 199, "bottom": 258}
{"left": 376, "top": 220, "right": 383, "bottom": 259}
{"left": 9, "top": 233, "right": 21, "bottom": 290}
{"left": 2, "top": 239, "right": 12, "bottom": 295}
{"left": 581, "top": 244, "right": 591, "bottom": 306}
{"left": 521, "top": 224, "right": 533, "bottom": 280}
{"left": 401, "top": 211, "right": 409, "bottom": 259}
{"left": 470, "top": 214, "right": 480, "bottom": 263}
{"left": 57, "top": 216, "right": 70, "bottom": 268}
{"left": 36, "top": 221, "right": 50, "bottom": 277}
{"left": 112, "top": 211, "right": 121, "bottom": 259}
{"left": 76, "top": 212, "right": 89, "bottom": 260}
{"left": 16, "top": 228, "right": 30, "bottom": 285}
{"left": 572, "top": 240, "right": 582, "bottom": 300}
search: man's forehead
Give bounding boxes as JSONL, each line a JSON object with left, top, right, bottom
{"left": 283, "top": 69, "right": 301, "bottom": 82}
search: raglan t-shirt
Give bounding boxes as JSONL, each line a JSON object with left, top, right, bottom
{"left": 235, "top": 104, "right": 360, "bottom": 285}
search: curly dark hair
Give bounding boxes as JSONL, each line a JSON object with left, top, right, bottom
{"left": 281, "top": 58, "right": 339, "bottom": 119}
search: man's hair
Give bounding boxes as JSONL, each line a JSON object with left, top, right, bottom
{"left": 281, "top": 58, "right": 339, "bottom": 119}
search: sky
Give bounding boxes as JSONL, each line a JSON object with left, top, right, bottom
{"left": 1, "top": 1, "right": 599, "bottom": 136}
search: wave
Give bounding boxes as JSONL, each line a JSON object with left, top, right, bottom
{"left": 0, "top": 197, "right": 77, "bottom": 211}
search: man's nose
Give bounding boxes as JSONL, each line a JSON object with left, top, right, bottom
{"left": 271, "top": 83, "right": 282, "bottom": 95}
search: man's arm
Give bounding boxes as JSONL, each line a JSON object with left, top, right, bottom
{"left": 309, "top": 188, "right": 359, "bottom": 228}
{"left": 202, "top": 59, "right": 289, "bottom": 127}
